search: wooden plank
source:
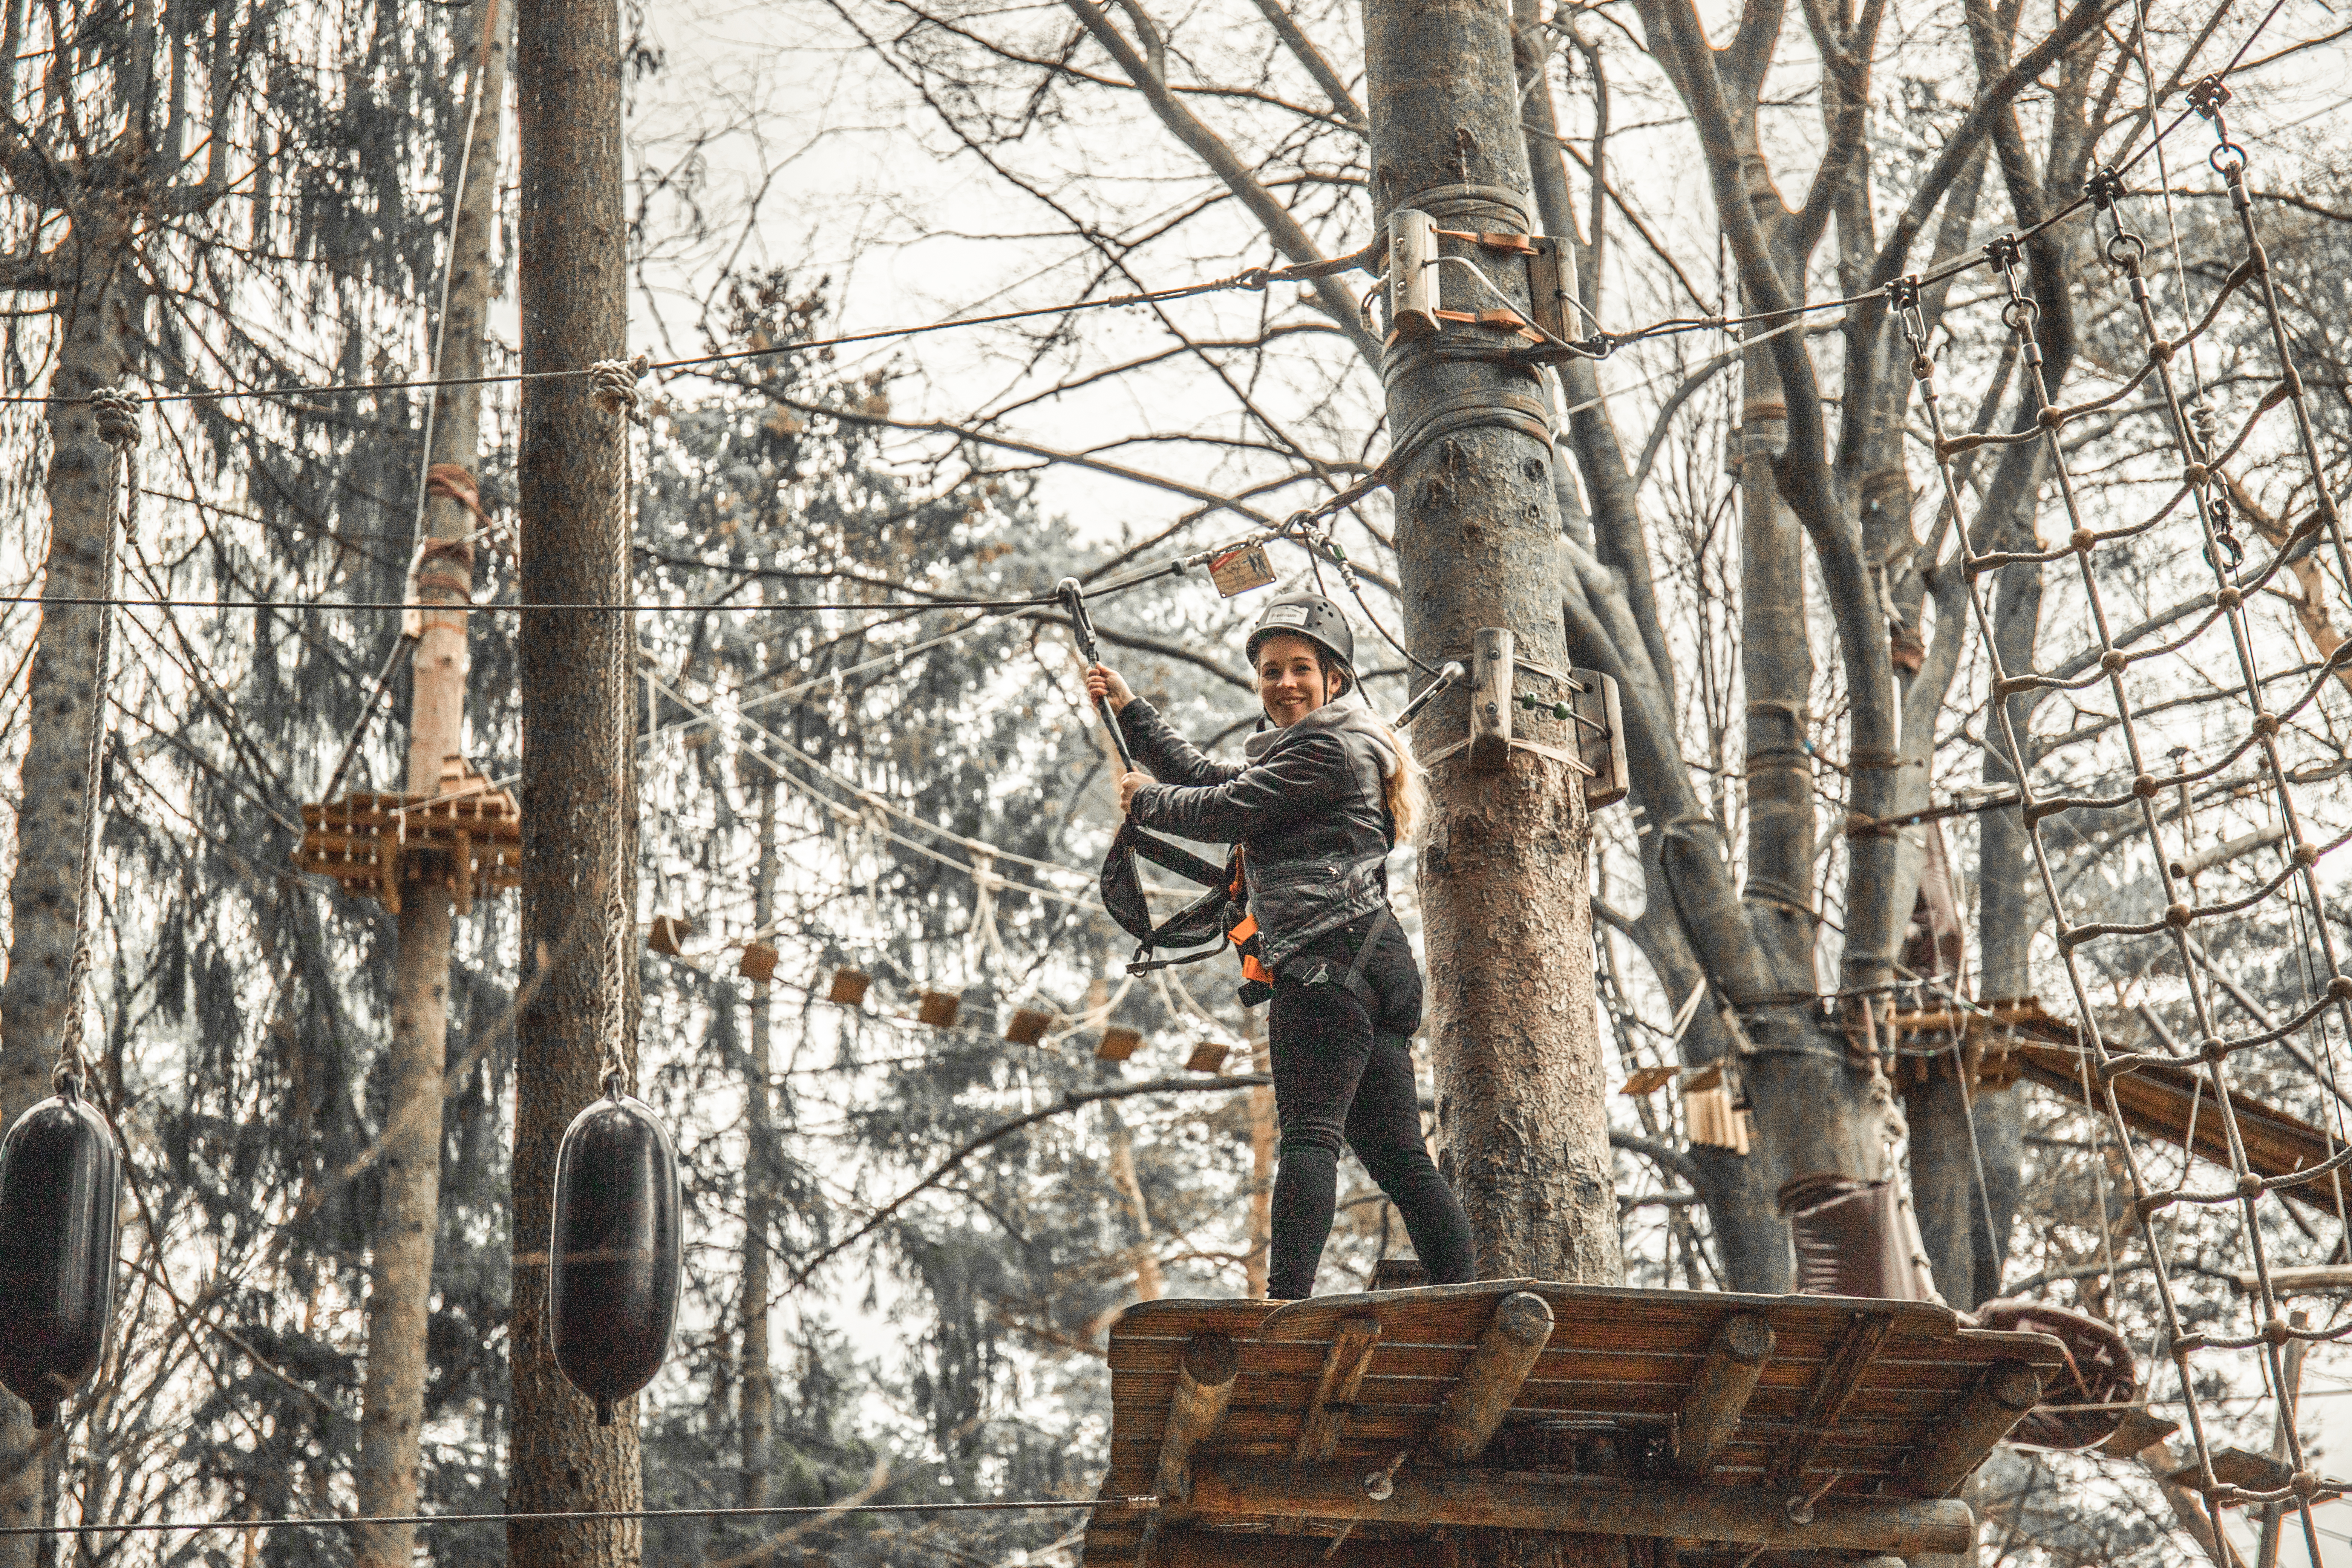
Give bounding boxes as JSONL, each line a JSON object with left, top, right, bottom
{"left": 1294, "top": 1317, "right": 1382, "bottom": 1462}
{"left": 1417, "top": 1291, "right": 1553, "bottom": 1464}
{"left": 1185, "top": 1459, "right": 1974, "bottom": 1556}
{"left": 2014, "top": 1038, "right": 2348, "bottom": 1214}
{"left": 1762, "top": 1310, "right": 1894, "bottom": 1488}
{"left": 1908, "top": 1360, "right": 2040, "bottom": 1498}
{"left": 1674, "top": 1311, "right": 1774, "bottom": 1479}
{"left": 1468, "top": 627, "right": 1513, "bottom": 773}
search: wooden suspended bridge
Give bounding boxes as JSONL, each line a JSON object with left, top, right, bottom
{"left": 1082, "top": 1280, "right": 2074, "bottom": 1565}
{"left": 1888, "top": 997, "right": 2349, "bottom": 1215}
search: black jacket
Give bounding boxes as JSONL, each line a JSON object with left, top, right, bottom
{"left": 1115, "top": 697, "right": 1401, "bottom": 976}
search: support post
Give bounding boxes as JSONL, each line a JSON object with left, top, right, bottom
{"left": 1155, "top": 1333, "right": 1241, "bottom": 1504}
{"left": 1294, "top": 1318, "right": 1383, "bottom": 1462}
{"left": 510, "top": 0, "right": 639, "bottom": 1551}
{"left": 1418, "top": 1291, "right": 1553, "bottom": 1465}
{"left": 1674, "top": 1312, "right": 1775, "bottom": 1479}
{"left": 353, "top": 6, "right": 507, "bottom": 1563}
{"left": 1360, "top": 0, "right": 1619, "bottom": 1305}
{"left": 1909, "top": 1360, "right": 2038, "bottom": 1499}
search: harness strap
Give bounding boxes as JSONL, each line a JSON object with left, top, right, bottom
{"left": 1337, "top": 905, "right": 1394, "bottom": 1014}
{"left": 1127, "top": 827, "right": 1227, "bottom": 889}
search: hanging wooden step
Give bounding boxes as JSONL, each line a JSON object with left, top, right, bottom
{"left": 294, "top": 756, "right": 519, "bottom": 916}
{"left": 1081, "top": 1280, "right": 2075, "bottom": 1566}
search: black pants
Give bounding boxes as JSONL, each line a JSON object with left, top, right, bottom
{"left": 1266, "top": 969, "right": 1476, "bottom": 1300}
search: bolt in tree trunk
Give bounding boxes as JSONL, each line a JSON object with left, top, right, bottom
{"left": 352, "top": 8, "right": 507, "bottom": 1562}
{"left": 740, "top": 771, "right": 776, "bottom": 1508}
{"left": 510, "top": 0, "right": 639, "bottom": 1550}
{"left": 0, "top": 205, "right": 136, "bottom": 1568}
{"left": 1360, "top": 0, "right": 1618, "bottom": 1297}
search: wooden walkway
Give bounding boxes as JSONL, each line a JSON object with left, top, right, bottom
{"left": 1083, "top": 1280, "right": 2075, "bottom": 1566}
{"left": 1891, "top": 997, "right": 2348, "bottom": 1215}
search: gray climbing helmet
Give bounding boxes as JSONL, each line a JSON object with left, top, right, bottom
{"left": 1243, "top": 593, "right": 1356, "bottom": 671}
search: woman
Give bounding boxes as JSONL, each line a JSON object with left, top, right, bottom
{"left": 1084, "top": 593, "right": 1475, "bottom": 1299}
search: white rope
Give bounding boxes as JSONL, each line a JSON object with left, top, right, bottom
{"left": 53, "top": 389, "right": 140, "bottom": 1093}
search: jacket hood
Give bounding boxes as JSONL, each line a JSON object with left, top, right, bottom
{"left": 1242, "top": 698, "right": 1397, "bottom": 776}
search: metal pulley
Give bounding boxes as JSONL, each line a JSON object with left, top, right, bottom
{"left": 0, "top": 1079, "right": 123, "bottom": 1428}
{"left": 548, "top": 1083, "right": 682, "bottom": 1425}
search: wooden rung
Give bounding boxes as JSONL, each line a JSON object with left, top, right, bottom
{"left": 1153, "top": 1333, "right": 1240, "bottom": 1506}
{"left": 1004, "top": 1008, "right": 1053, "bottom": 1045}
{"left": 1292, "top": 1317, "right": 1381, "bottom": 1463}
{"left": 1909, "top": 1360, "right": 2038, "bottom": 1498}
{"left": 648, "top": 915, "right": 691, "bottom": 956}
{"left": 739, "top": 942, "right": 779, "bottom": 983}
{"left": 827, "top": 968, "right": 872, "bottom": 1007}
{"left": 1763, "top": 1309, "right": 1894, "bottom": 1488}
{"left": 1184, "top": 1041, "right": 1230, "bottom": 1074}
{"left": 1096, "top": 1026, "right": 1142, "bottom": 1062}
{"left": 1619, "top": 1064, "right": 1679, "bottom": 1096}
{"left": 917, "top": 991, "right": 961, "bottom": 1028}
{"left": 1416, "top": 1290, "right": 1552, "bottom": 1465}
{"left": 1674, "top": 1311, "right": 1775, "bottom": 1479}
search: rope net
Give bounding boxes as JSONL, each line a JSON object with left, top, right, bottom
{"left": 1900, "top": 74, "right": 2352, "bottom": 1556}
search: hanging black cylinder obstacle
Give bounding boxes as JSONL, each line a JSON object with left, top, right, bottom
{"left": 548, "top": 1085, "right": 681, "bottom": 1424}
{"left": 0, "top": 1083, "right": 122, "bottom": 1428}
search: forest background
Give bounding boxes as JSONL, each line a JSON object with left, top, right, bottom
{"left": 4, "top": 0, "right": 2352, "bottom": 1558}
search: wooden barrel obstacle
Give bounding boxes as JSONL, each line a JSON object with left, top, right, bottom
{"left": 1083, "top": 1280, "right": 2076, "bottom": 1565}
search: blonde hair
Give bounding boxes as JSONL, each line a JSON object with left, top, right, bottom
{"left": 1381, "top": 718, "right": 1427, "bottom": 844}
{"left": 1325, "top": 658, "right": 1424, "bottom": 844}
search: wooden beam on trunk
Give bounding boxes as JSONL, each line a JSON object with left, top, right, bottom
{"left": 1763, "top": 1310, "right": 1894, "bottom": 1488}
{"left": 1294, "top": 1317, "right": 1382, "bottom": 1463}
{"left": 1674, "top": 1311, "right": 1775, "bottom": 1479}
{"left": 1416, "top": 1291, "right": 1554, "bottom": 1464}
{"left": 1186, "top": 1459, "right": 1974, "bottom": 1556}
{"left": 1155, "top": 1332, "right": 1240, "bottom": 1505}
{"left": 1908, "top": 1360, "right": 2039, "bottom": 1498}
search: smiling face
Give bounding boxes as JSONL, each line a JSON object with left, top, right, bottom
{"left": 1256, "top": 633, "right": 1333, "bottom": 728}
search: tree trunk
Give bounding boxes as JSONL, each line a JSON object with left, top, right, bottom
{"left": 353, "top": 6, "right": 507, "bottom": 1561}
{"left": 0, "top": 200, "right": 136, "bottom": 1568}
{"left": 510, "top": 0, "right": 640, "bottom": 1550}
{"left": 740, "top": 772, "right": 775, "bottom": 1507}
{"left": 1360, "top": 0, "right": 1617, "bottom": 1291}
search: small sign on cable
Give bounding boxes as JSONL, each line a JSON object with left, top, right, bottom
{"left": 1208, "top": 545, "right": 1276, "bottom": 597}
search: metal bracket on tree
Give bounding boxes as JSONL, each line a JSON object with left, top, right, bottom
{"left": 1415, "top": 628, "right": 1627, "bottom": 805}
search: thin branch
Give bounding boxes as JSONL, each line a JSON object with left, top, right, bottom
{"left": 788, "top": 1075, "right": 1269, "bottom": 1288}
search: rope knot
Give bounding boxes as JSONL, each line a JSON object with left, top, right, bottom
{"left": 590, "top": 359, "right": 648, "bottom": 425}
{"left": 89, "top": 386, "right": 142, "bottom": 450}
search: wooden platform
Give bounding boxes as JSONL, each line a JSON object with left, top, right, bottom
{"left": 1891, "top": 997, "right": 2347, "bottom": 1214}
{"left": 1083, "top": 1281, "right": 2074, "bottom": 1566}
{"left": 294, "top": 757, "right": 519, "bottom": 914}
